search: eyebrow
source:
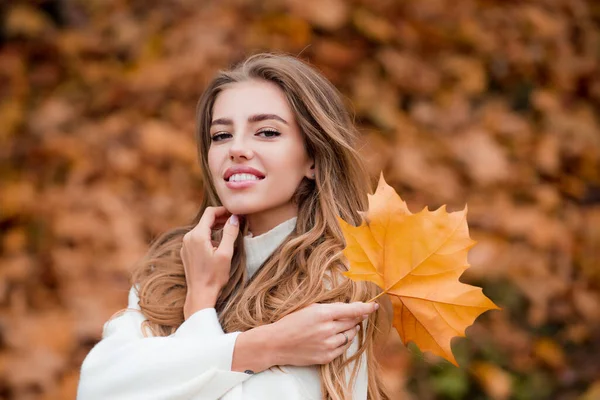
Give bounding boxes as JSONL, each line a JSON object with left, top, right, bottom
{"left": 210, "top": 114, "right": 289, "bottom": 127}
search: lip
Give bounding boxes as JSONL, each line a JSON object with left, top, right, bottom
{"left": 223, "top": 166, "right": 266, "bottom": 181}
{"left": 225, "top": 179, "right": 262, "bottom": 190}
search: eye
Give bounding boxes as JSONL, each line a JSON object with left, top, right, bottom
{"left": 211, "top": 132, "right": 232, "bottom": 142}
{"left": 257, "top": 129, "right": 281, "bottom": 138}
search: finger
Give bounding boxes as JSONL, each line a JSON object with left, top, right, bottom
{"left": 214, "top": 214, "right": 240, "bottom": 259}
{"left": 331, "top": 318, "right": 363, "bottom": 334}
{"left": 334, "top": 315, "right": 366, "bottom": 324}
{"left": 326, "top": 326, "right": 360, "bottom": 361}
{"left": 320, "top": 302, "right": 378, "bottom": 321}
{"left": 190, "top": 206, "right": 229, "bottom": 241}
{"left": 212, "top": 212, "right": 232, "bottom": 230}
{"left": 335, "top": 325, "right": 360, "bottom": 347}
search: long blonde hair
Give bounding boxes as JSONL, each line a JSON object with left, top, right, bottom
{"left": 131, "top": 53, "right": 388, "bottom": 399}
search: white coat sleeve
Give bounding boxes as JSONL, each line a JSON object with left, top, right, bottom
{"left": 221, "top": 271, "right": 369, "bottom": 400}
{"left": 221, "top": 329, "right": 368, "bottom": 400}
{"left": 77, "top": 286, "right": 251, "bottom": 400}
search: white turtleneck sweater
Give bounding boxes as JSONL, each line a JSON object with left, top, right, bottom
{"left": 77, "top": 217, "right": 367, "bottom": 400}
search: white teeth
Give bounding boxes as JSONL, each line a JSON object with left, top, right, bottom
{"left": 229, "top": 173, "right": 260, "bottom": 182}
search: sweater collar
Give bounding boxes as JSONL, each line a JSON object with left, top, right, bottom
{"left": 243, "top": 216, "right": 297, "bottom": 279}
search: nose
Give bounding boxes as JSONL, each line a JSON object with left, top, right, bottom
{"left": 228, "top": 134, "right": 253, "bottom": 160}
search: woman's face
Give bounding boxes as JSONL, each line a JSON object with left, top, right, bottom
{"left": 207, "top": 80, "right": 314, "bottom": 235}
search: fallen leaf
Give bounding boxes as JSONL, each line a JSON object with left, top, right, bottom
{"left": 533, "top": 337, "right": 566, "bottom": 369}
{"left": 338, "top": 173, "right": 499, "bottom": 365}
{"left": 471, "top": 362, "right": 512, "bottom": 400}
{"left": 377, "top": 49, "right": 441, "bottom": 95}
{"left": 5, "top": 4, "right": 54, "bottom": 39}
{"left": 448, "top": 128, "right": 511, "bottom": 186}
{"left": 580, "top": 380, "right": 600, "bottom": 400}
{"left": 352, "top": 9, "right": 395, "bottom": 43}
{"left": 285, "top": 0, "right": 349, "bottom": 31}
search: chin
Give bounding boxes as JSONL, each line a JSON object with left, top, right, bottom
{"left": 220, "top": 201, "right": 265, "bottom": 216}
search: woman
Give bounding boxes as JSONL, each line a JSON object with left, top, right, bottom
{"left": 77, "top": 53, "right": 389, "bottom": 400}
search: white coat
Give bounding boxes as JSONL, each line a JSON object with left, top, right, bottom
{"left": 77, "top": 217, "right": 368, "bottom": 399}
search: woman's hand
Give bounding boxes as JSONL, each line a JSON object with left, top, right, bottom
{"left": 180, "top": 206, "right": 240, "bottom": 319}
{"left": 270, "top": 302, "right": 378, "bottom": 366}
{"left": 232, "top": 302, "right": 378, "bottom": 373}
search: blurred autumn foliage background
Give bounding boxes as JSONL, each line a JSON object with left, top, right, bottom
{"left": 1, "top": 0, "right": 599, "bottom": 399}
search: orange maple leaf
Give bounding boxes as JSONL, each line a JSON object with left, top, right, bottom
{"left": 337, "top": 173, "right": 499, "bottom": 366}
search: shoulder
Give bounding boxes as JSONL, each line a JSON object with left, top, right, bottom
{"left": 102, "top": 285, "right": 157, "bottom": 339}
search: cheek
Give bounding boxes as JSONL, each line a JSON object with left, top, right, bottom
{"left": 207, "top": 149, "right": 220, "bottom": 176}
{"left": 206, "top": 150, "right": 225, "bottom": 192}
{"left": 265, "top": 151, "right": 307, "bottom": 184}
{"left": 268, "top": 141, "right": 307, "bottom": 171}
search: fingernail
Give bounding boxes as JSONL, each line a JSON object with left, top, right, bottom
{"left": 229, "top": 215, "right": 239, "bottom": 226}
{"left": 374, "top": 303, "right": 379, "bottom": 310}
{"left": 356, "top": 325, "right": 360, "bottom": 331}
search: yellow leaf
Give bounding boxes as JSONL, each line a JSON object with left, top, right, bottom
{"left": 338, "top": 173, "right": 499, "bottom": 365}
{"left": 471, "top": 362, "right": 512, "bottom": 399}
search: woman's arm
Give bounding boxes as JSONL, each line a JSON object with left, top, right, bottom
{"left": 224, "top": 305, "right": 372, "bottom": 400}
{"left": 77, "top": 286, "right": 252, "bottom": 400}
{"left": 77, "top": 286, "right": 375, "bottom": 400}
{"left": 223, "top": 271, "right": 373, "bottom": 400}
{"left": 222, "top": 327, "right": 368, "bottom": 400}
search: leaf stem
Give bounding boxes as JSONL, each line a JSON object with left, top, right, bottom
{"left": 367, "top": 291, "right": 387, "bottom": 303}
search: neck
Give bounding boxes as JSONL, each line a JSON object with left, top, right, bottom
{"left": 245, "top": 204, "right": 298, "bottom": 236}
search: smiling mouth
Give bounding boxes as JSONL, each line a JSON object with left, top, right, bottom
{"left": 225, "top": 173, "right": 265, "bottom": 182}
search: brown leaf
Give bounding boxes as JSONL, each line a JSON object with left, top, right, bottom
{"left": 286, "top": 0, "right": 349, "bottom": 30}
